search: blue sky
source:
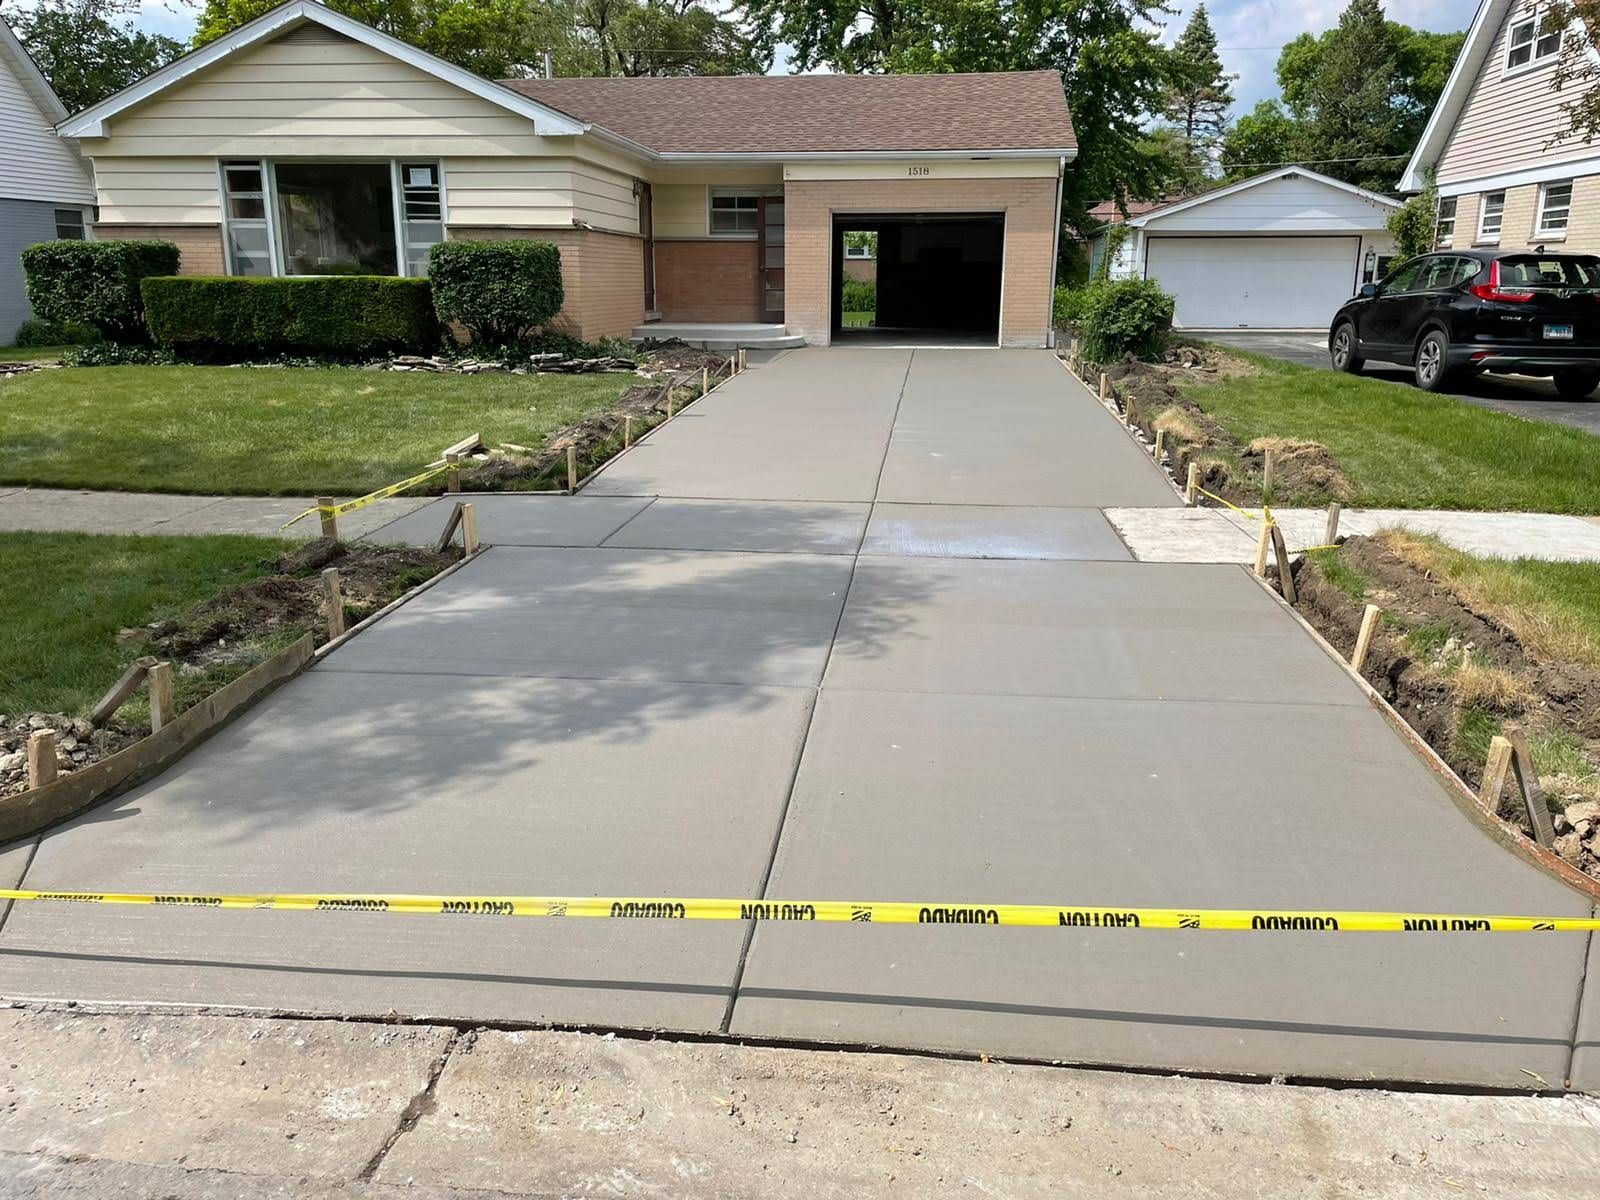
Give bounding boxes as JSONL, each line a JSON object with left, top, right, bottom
{"left": 123, "top": 0, "right": 1481, "bottom": 116}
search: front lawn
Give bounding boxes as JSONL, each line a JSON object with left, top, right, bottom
{"left": 842, "top": 311, "right": 874, "bottom": 327}
{"left": 0, "top": 345, "right": 70, "bottom": 362}
{"left": 0, "top": 364, "right": 631, "bottom": 495}
{"left": 1182, "top": 351, "right": 1600, "bottom": 513}
{"left": 0, "top": 531, "right": 289, "bottom": 716}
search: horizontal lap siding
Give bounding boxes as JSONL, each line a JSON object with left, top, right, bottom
{"left": 0, "top": 62, "right": 93, "bottom": 204}
{"left": 0, "top": 199, "right": 58, "bottom": 342}
{"left": 784, "top": 177, "right": 1057, "bottom": 347}
{"left": 94, "top": 157, "right": 221, "bottom": 224}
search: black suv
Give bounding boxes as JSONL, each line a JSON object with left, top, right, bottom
{"left": 1327, "top": 249, "right": 1600, "bottom": 398}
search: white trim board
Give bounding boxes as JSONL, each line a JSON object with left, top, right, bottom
{"left": 1436, "top": 156, "right": 1600, "bottom": 197}
{"left": 1126, "top": 166, "right": 1399, "bottom": 229}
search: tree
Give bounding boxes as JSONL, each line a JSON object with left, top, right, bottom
{"left": 736, "top": 0, "right": 1176, "bottom": 241}
{"left": 1546, "top": 1, "right": 1600, "bottom": 142}
{"left": 1159, "top": 4, "right": 1234, "bottom": 176}
{"left": 1385, "top": 178, "right": 1438, "bottom": 269}
{"left": 4, "top": 0, "right": 183, "bottom": 113}
{"left": 1219, "top": 99, "right": 1301, "bottom": 179}
{"left": 570, "top": 0, "right": 766, "bottom": 75}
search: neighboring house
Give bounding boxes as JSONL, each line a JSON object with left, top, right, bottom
{"left": 1400, "top": 0, "right": 1598, "bottom": 257}
{"left": 1081, "top": 198, "right": 1171, "bottom": 278}
{"left": 843, "top": 236, "right": 876, "bottom": 284}
{"left": 1087, "top": 167, "right": 1399, "bottom": 330}
{"left": 0, "top": 15, "right": 95, "bottom": 344}
{"left": 59, "top": 0, "right": 1076, "bottom": 347}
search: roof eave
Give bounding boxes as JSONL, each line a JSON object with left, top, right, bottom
{"left": 654, "top": 146, "right": 1077, "bottom": 163}
{"left": 0, "top": 16, "right": 69, "bottom": 123}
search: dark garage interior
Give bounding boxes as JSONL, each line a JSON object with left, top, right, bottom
{"left": 833, "top": 213, "right": 1003, "bottom": 342}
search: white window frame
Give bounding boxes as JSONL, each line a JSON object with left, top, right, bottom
{"left": 843, "top": 243, "right": 873, "bottom": 259}
{"left": 53, "top": 207, "right": 88, "bottom": 240}
{"left": 1435, "top": 195, "right": 1457, "bottom": 247}
{"left": 1477, "top": 190, "right": 1505, "bottom": 243}
{"left": 708, "top": 188, "right": 763, "bottom": 239}
{"left": 219, "top": 157, "right": 446, "bottom": 278}
{"left": 1504, "top": 6, "right": 1563, "bottom": 76}
{"left": 1536, "top": 179, "right": 1572, "bottom": 239}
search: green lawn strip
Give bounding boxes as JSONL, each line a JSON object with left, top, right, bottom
{"left": 1180, "top": 350, "right": 1600, "bottom": 514}
{"left": 842, "top": 312, "right": 874, "bottom": 327}
{"left": 0, "top": 365, "right": 630, "bottom": 496}
{"left": 0, "top": 531, "right": 292, "bottom": 718}
{"left": 0, "top": 345, "right": 71, "bottom": 362}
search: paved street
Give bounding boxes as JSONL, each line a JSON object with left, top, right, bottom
{"left": 1, "top": 348, "right": 1596, "bottom": 1090}
{"left": 1205, "top": 329, "right": 1600, "bottom": 435}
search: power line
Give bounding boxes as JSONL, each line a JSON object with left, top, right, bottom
{"left": 1220, "top": 153, "right": 1411, "bottom": 168}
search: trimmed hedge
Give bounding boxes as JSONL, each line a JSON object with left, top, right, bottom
{"left": 1077, "top": 278, "right": 1175, "bottom": 362}
{"left": 13, "top": 317, "right": 98, "bottom": 347}
{"left": 428, "top": 239, "right": 564, "bottom": 349}
{"left": 842, "top": 277, "right": 876, "bottom": 312}
{"left": 21, "top": 239, "right": 178, "bottom": 342}
{"left": 141, "top": 276, "right": 438, "bottom": 358}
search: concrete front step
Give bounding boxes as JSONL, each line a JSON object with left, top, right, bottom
{"left": 630, "top": 322, "right": 806, "bottom": 350}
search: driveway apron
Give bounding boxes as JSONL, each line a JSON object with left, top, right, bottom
{"left": 1, "top": 349, "right": 1591, "bottom": 1088}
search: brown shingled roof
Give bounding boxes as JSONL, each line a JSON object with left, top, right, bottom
{"left": 501, "top": 71, "right": 1075, "bottom": 156}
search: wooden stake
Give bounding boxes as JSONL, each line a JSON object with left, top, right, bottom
{"left": 738, "top": 347, "right": 747, "bottom": 372}
{"left": 460, "top": 502, "right": 479, "bottom": 555}
{"left": 1098, "top": 372, "right": 1110, "bottom": 404}
{"left": 701, "top": 365, "right": 709, "bottom": 394}
{"left": 433, "top": 502, "right": 464, "bottom": 554}
{"left": 1269, "top": 522, "right": 1297, "bottom": 604}
{"left": 1479, "top": 735, "right": 1514, "bottom": 816}
{"left": 566, "top": 444, "right": 578, "bottom": 492}
{"left": 26, "top": 730, "right": 57, "bottom": 790}
{"left": 729, "top": 354, "right": 737, "bottom": 377}
{"left": 1185, "top": 460, "right": 1199, "bottom": 506}
{"left": 316, "top": 495, "right": 339, "bottom": 542}
{"left": 666, "top": 388, "right": 675, "bottom": 419}
{"left": 321, "top": 567, "right": 346, "bottom": 640}
{"left": 1124, "top": 392, "right": 1139, "bottom": 428}
{"left": 445, "top": 452, "right": 461, "bottom": 493}
{"left": 1506, "top": 730, "right": 1558, "bottom": 847}
{"left": 146, "top": 661, "right": 175, "bottom": 734}
{"left": 623, "top": 415, "right": 634, "bottom": 448}
{"left": 1153, "top": 428, "right": 1166, "bottom": 462}
{"left": 1262, "top": 448, "right": 1276, "bottom": 494}
{"left": 1351, "top": 603, "right": 1381, "bottom": 674}
{"left": 1324, "top": 501, "right": 1342, "bottom": 546}
{"left": 1253, "top": 520, "right": 1273, "bottom": 577}
{"left": 90, "top": 656, "right": 156, "bottom": 726}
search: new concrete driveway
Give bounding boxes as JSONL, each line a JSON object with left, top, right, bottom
{"left": 3, "top": 349, "right": 1596, "bottom": 1090}
{"left": 1208, "top": 329, "right": 1600, "bottom": 435}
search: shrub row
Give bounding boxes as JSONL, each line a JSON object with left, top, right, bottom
{"left": 20, "top": 240, "right": 178, "bottom": 342}
{"left": 842, "top": 277, "right": 876, "bottom": 312}
{"left": 427, "top": 240, "right": 564, "bottom": 350}
{"left": 1055, "top": 278, "right": 1175, "bottom": 363}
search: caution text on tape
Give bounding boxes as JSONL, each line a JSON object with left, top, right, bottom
{"left": 281, "top": 461, "right": 458, "bottom": 530}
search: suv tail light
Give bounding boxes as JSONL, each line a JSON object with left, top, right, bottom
{"left": 1469, "top": 261, "right": 1534, "bottom": 303}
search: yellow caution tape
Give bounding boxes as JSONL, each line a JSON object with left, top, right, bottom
{"left": 1193, "top": 485, "right": 1265, "bottom": 523}
{"left": 1, "top": 890, "right": 1595, "bottom": 932}
{"left": 281, "top": 461, "right": 459, "bottom": 530}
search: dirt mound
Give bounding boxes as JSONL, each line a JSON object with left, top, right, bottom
{"left": 1241, "top": 437, "right": 1352, "bottom": 502}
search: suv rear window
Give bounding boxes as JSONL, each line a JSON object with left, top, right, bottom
{"left": 1497, "top": 255, "right": 1600, "bottom": 287}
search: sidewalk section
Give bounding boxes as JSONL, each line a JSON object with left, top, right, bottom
{"left": 0, "top": 488, "right": 433, "bottom": 541}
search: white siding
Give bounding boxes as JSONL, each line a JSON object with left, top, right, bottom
{"left": 445, "top": 156, "right": 639, "bottom": 234}
{"left": 0, "top": 49, "right": 92, "bottom": 204}
{"left": 94, "top": 157, "right": 221, "bottom": 224}
{"left": 1141, "top": 174, "right": 1394, "bottom": 234}
{"left": 1436, "top": 6, "right": 1594, "bottom": 187}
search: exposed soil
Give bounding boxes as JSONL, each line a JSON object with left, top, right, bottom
{"left": 1293, "top": 535, "right": 1600, "bottom": 876}
{"left": 1, "top": 539, "right": 459, "bottom": 799}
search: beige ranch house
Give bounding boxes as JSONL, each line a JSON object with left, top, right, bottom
{"left": 61, "top": 0, "right": 1076, "bottom": 348}
{"left": 1401, "top": 0, "right": 1600, "bottom": 255}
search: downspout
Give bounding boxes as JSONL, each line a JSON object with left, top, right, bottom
{"left": 1046, "top": 155, "right": 1066, "bottom": 349}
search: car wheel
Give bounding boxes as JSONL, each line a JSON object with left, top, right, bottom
{"left": 1330, "top": 321, "right": 1364, "bottom": 373}
{"left": 1413, "top": 329, "right": 1452, "bottom": 392}
{"left": 1553, "top": 368, "right": 1600, "bottom": 400}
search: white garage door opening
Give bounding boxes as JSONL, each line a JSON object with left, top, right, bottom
{"left": 1146, "top": 236, "right": 1360, "bottom": 330}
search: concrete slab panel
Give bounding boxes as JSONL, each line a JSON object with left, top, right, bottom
{"left": 826, "top": 558, "right": 1364, "bottom": 705}
{"left": 364, "top": 494, "right": 652, "bottom": 548}
{"left": 319, "top": 547, "right": 857, "bottom": 687}
{"left": 0, "top": 488, "right": 216, "bottom": 534}
{"left": 874, "top": 351, "right": 1180, "bottom": 508}
{"left": 0, "top": 670, "right": 814, "bottom": 1031}
{"left": 603, "top": 498, "right": 870, "bottom": 554}
{"left": 1106, "top": 506, "right": 1264, "bottom": 563}
{"left": 586, "top": 348, "right": 907, "bottom": 501}
{"left": 729, "top": 689, "right": 1591, "bottom": 1088}
{"left": 0, "top": 1009, "right": 454, "bottom": 1179}
{"left": 1563, "top": 911, "right": 1600, "bottom": 1090}
{"left": 863, "top": 504, "right": 1131, "bottom": 560}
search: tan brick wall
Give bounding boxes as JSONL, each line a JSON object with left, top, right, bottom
{"left": 92, "top": 224, "right": 226, "bottom": 275}
{"left": 783, "top": 177, "right": 1058, "bottom": 347}
{"left": 654, "top": 240, "right": 760, "bottom": 321}
{"left": 1444, "top": 176, "right": 1600, "bottom": 254}
{"left": 445, "top": 226, "right": 644, "bottom": 342}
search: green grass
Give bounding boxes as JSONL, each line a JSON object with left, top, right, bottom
{"left": 1182, "top": 350, "right": 1600, "bottom": 513}
{"left": 842, "top": 311, "right": 875, "bottom": 327}
{"left": 0, "top": 344, "right": 71, "bottom": 362}
{"left": 0, "top": 531, "right": 290, "bottom": 717}
{"left": 0, "top": 364, "right": 631, "bottom": 495}
{"left": 1307, "top": 546, "right": 1369, "bottom": 601}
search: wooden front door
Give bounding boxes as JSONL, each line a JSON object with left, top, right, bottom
{"left": 757, "top": 196, "right": 784, "bottom": 323}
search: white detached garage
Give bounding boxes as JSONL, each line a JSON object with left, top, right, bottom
{"left": 1102, "top": 167, "right": 1399, "bottom": 330}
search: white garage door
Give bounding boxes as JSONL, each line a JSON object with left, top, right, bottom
{"left": 1145, "top": 236, "right": 1360, "bottom": 329}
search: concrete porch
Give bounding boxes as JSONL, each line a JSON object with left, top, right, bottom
{"left": 630, "top": 322, "right": 806, "bottom": 350}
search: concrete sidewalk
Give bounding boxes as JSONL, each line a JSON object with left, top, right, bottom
{"left": 3, "top": 348, "right": 1597, "bottom": 1093}
{"left": 5, "top": 1009, "right": 1598, "bottom": 1199}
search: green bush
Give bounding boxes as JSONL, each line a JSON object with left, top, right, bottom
{"left": 141, "top": 276, "right": 438, "bottom": 358}
{"left": 1078, "top": 278, "right": 1176, "bottom": 363}
{"left": 13, "top": 317, "right": 98, "bottom": 347}
{"left": 842, "top": 277, "right": 876, "bottom": 312}
{"left": 21, "top": 240, "right": 179, "bottom": 342}
{"left": 1053, "top": 285, "right": 1093, "bottom": 326}
{"left": 428, "top": 240, "right": 565, "bottom": 349}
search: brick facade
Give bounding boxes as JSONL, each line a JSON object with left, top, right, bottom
{"left": 783, "top": 177, "right": 1058, "bottom": 347}
{"left": 92, "top": 224, "right": 226, "bottom": 275}
{"left": 654, "top": 240, "right": 761, "bottom": 322}
{"left": 1442, "top": 175, "right": 1600, "bottom": 255}
{"left": 446, "top": 226, "right": 645, "bottom": 341}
